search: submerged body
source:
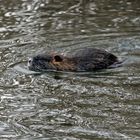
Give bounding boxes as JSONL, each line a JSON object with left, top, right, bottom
{"left": 28, "top": 48, "right": 119, "bottom": 72}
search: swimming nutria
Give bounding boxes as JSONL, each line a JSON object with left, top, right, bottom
{"left": 28, "top": 48, "right": 119, "bottom": 72}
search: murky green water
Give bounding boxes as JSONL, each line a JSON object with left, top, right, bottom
{"left": 0, "top": 0, "right": 140, "bottom": 139}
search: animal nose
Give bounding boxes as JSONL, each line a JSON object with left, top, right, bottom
{"left": 28, "top": 58, "right": 32, "bottom": 63}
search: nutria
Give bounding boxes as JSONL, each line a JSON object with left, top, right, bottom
{"left": 28, "top": 48, "right": 120, "bottom": 72}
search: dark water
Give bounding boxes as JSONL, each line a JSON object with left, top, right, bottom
{"left": 0, "top": 0, "right": 140, "bottom": 139}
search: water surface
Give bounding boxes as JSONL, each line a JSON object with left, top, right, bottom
{"left": 0, "top": 0, "right": 140, "bottom": 139}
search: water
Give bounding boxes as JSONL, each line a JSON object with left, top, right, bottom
{"left": 0, "top": 0, "right": 140, "bottom": 139}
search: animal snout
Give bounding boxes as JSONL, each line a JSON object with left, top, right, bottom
{"left": 28, "top": 58, "right": 32, "bottom": 63}
{"left": 28, "top": 58, "right": 33, "bottom": 67}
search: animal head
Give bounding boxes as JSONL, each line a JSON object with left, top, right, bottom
{"left": 28, "top": 53, "right": 63, "bottom": 71}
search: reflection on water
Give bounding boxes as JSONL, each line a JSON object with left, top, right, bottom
{"left": 0, "top": 0, "right": 140, "bottom": 139}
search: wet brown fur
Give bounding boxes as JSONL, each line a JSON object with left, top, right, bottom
{"left": 51, "top": 58, "right": 76, "bottom": 71}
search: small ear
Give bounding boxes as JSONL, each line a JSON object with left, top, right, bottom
{"left": 54, "top": 55, "right": 63, "bottom": 62}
